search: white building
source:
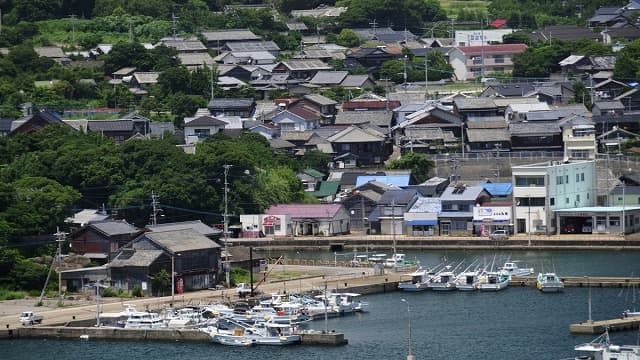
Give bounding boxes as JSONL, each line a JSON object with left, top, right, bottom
{"left": 454, "top": 29, "right": 515, "bottom": 46}
{"left": 512, "top": 160, "right": 596, "bottom": 235}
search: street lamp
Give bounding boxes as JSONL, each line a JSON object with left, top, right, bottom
{"left": 585, "top": 275, "right": 592, "bottom": 323}
{"left": 400, "top": 298, "right": 415, "bottom": 360}
{"left": 223, "top": 164, "right": 233, "bottom": 288}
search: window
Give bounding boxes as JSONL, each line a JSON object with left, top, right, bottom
{"left": 493, "top": 67, "right": 504, "bottom": 72}
{"left": 581, "top": 173, "right": 585, "bottom": 181}
{"left": 515, "top": 176, "right": 545, "bottom": 186}
{"left": 566, "top": 197, "right": 569, "bottom": 204}
{"left": 194, "top": 129, "right": 210, "bottom": 138}
{"left": 516, "top": 197, "right": 545, "bottom": 206}
{"left": 565, "top": 175, "right": 569, "bottom": 183}
{"left": 550, "top": 198, "right": 555, "bottom": 206}
{"left": 472, "top": 56, "right": 482, "bottom": 65}
{"left": 618, "top": 197, "right": 623, "bottom": 201}
{"left": 556, "top": 176, "right": 563, "bottom": 185}
{"left": 494, "top": 55, "right": 505, "bottom": 63}
{"left": 609, "top": 216, "right": 620, "bottom": 226}
{"left": 576, "top": 194, "right": 580, "bottom": 202}
{"left": 576, "top": 174, "right": 580, "bottom": 182}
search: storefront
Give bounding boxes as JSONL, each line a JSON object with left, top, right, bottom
{"left": 554, "top": 206, "right": 640, "bottom": 235}
{"left": 404, "top": 212, "right": 438, "bottom": 236}
{"left": 472, "top": 205, "right": 512, "bottom": 236}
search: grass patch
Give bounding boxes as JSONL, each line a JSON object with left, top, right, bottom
{"left": 267, "top": 271, "right": 302, "bottom": 280}
{"left": 0, "top": 289, "right": 27, "bottom": 301}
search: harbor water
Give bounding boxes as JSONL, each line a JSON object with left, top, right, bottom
{"left": 4, "top": 250, "right": 640, "bottom": 360}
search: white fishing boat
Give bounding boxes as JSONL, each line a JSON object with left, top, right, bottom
{"left": 574, "top": 328, "right": 640, "bottom": 360}
{"left": 429, "top": 269, "right": 457, "bottom": 291}
{"left": 398, "top": 268, "right": 431, "bottom": 292}
{"left": 536, "top": 272, "right": 564, "bottom": 292}
{"left": 384, "top": 253, "right": 406, "bottom": 268}
{"left": 499, "top": 261, "right": 534, "bottom": 277}
{"left": 478, "top": 270, "right": 510, "bottom": 291}
{"left": 621, "top": 283, "right": 640, "bottom": 318}
{"left": 124, "top": 310, "right": 165, "bottom": 329}
{"left": 202, "top": 318, "right": 300, "bottom": 346}
{"left": 455, "top": 270, "right": 481, "bottom": 291}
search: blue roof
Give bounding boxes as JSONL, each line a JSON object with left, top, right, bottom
{"left": 477, "top": 182, "right": 513, "bottom": 197}
{"left": 356, "top": 175, "right": 410, "bottom": 188}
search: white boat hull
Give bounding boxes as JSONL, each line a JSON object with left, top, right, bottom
{"left": 398, "top": 282, "right": 429, "bottom": 292}
{"left": 479, "top": 281, "right": 509, "bottom": 291}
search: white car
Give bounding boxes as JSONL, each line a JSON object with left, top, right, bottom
{"left": 489, "top": 230, "right": 509, "bottom": 241}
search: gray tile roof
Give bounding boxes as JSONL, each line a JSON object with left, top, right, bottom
{"left": 161, "top": 39, "right": 207, "bottom": 52}
{"left": 594, "top": 100, "right": 624, "bottom": 110}
{"left": 178, "top": 52, "right": 215, "bottom": 66}
{"left": 226, "top": 41, "right": 280, "bottom": 52}
{"left": 143, "top": 229, "right": 220, "bottom": 253}
{"left": 309, "top": 71, "right": 348, "bottom": 85}
{"left": 378, "top": 189, "right": 419, "bottom": 206}
{"left": 335, "top": 111, "right": 391, "bottom": 127}
{"left": 341, "top": 75, "right": 372, "bottom": 88}
{"left": 303, "top": 94, "right": 337, "bottom": 106}
{"left": 34, "top": 46, "right": 65, "bottom": 58}
{"left": 185, "top": 116, "right": 227, "bottom": 127}
{"left": 268, "top": 138, "right": 296, "bottom": 149}
{"left": 87, "top": 120, "right": 134, "bottom": 132}
{"left": 90, "top": 220, "right": 139, "bottom": 236}
{"left": 201, "top": 29, "right": 259, "bottom": 42}
{"left": 408, "top": 197, "right": 441, "bottom": 213}
{"left": 466, "top": 128, "right": 511, "bottom": 142}
{"left": 109, "top": 250, "right": 163, "bottom": 267}
{"left": 439, "top": 185, "right": 485, "bottom": 201}
{"left": 147, "top": 220, "right": 221, "bottom": 236}
{"left": 509, "top": 121, "right": 561, "bottom": 135}
{"left": 208, "top": 98, "right": 255, "bottom": 108}
{"left": 454, "top": 97, "right": 497, "bottom": 110}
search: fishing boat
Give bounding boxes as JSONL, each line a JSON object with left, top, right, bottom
{"left": 123, "top": 310, "right": 165, "bottom": 329}
{"left": 536, "top": 272, "right": 564, "bottom": 292}
{"left": 398, "top": 268, "right": 431, "bottom": 292}
{"left": 574, "top": 328, "right": 640, "bottom": 360}
{"left": 384, "top": 253, "right": 406, "bottom": 268}
{"left": 428, "top": 267, "right": 457, "bottom": 291}
{"left": 455, "top": 270, "right": 481, "bottom": 291}
{"left": 621, "top": 283, "right": 640, "bottom": 318}
{"left": 478, "top": 270, "right": 510, "bottom": 291}
{"left": 499, "top": 261, "right": 534, "bottom": 277}
{"left": 202, "top": 318, "right": 301, "bottom": 346}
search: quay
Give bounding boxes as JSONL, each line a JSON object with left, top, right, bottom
{"left": 233, "top": 233, "right": 640, "bottom": 251}
{"left": 0, "top": 326, "right": 348, "bottom": 345}
{"left": 569, "top": 316, "right": 640, "bottom": 334}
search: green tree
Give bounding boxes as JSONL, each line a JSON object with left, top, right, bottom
{"left": 103, "top": 42, "right": 152, "bottom": 74}
{"left": 336, "top": 29, "right": 361, "bottom": 48}
{"left": 614, "top": 39, "right": 640, "bottom": 80}
{"left": 151, "top": 268, "right": 170, "bottom": 296}
{"left": 385, "top": 152, "right": 434, "bottom": 183}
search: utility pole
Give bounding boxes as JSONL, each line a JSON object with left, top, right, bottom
{"left": 151, "top": 191, "right": 160, "bottom": 225}
{"left": 424, "top": 50, "right": 429, "bottom": 101}
{"left": 54, "top": 227, "right": 68, "bottom": 305}
{"left": 223, "top": 164, "right": 233, "bottom": 288}
{"left": 69, "top": 15, "right": 77, "bottom": 48}
{"left": 171, "top": 12, "right": 179, "bottom": 39}
{"left": 369, "top": 19, "right": 378, "bottom": 38}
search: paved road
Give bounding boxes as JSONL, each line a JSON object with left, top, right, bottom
{"left": 0, "top": 264, "right": 386, "bottom": 329}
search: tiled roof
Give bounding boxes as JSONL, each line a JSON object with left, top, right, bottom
{"left": 303, "top": 94, "right": 337, "bottom": 106}
{"left": 466, "top": 128, "right": 511, "bottom": 142}
{"left": 87, "top": 120, "right": 133, "bottom": 132}
{"left": 226, "top": 41, "right": 280, "bottom": 52}
{"left": 378, "top": 189, "right": 419, "bottom": 206}
{"left": 147, "top": 220, "right": 221, "bottom": 236}
{"left": 509, "top": 121, "right": 561, "bottom": 135}
{"left": 143, "top": 229, "right": 220, "bottom": 253}
{"left": 133, "top": 72, "right": 159, "bottom": 84}
{"left": 161, "top": 39, "right": 207, "bottom": 52}
{"left": 341, "top": 75, "right": 372, "bottom": 88}
{"left": 178, "top": 52, "right": 215, "bottom": 66}
{"left": 90, "top": 220, "right": 139, "bottom": 236}
{"left": 335, "top": 111, "right": 391, "bottom": 127}
{"left": 34, "top": 46, "right": 65, "bottom": 58}
{"left": 289, "top": 106, "right": 320, "bottom": 120}
{"left": 309, "top": 181, "right": 340, "bottom": 198}
{"left": 200, "top": 29, "right": 259, "bottom": 42}
{"left": 356, "top": 175, "right": 410, "bottom": 188}
{"left": 185, "top": 116, "right": 227, "bottom": 127}
{"left": 278, "top": 59, "right": 332, "bottom": 71}
{"left": 208, "top": 98, "right": 255, "bottom": 109}
{"left": 439, "top": 186, "right": 486, "bottom": 201}
{"left": 109, "top": 250, "right": 163, "bottom": 268}
{"left": 342, "top": 100, "right": 401, "bottom": 110}
{"left": 265, "top": 204, "right": 344, "bottom": 218}
{"left": 309, "top": 71, "right": 348, "bottom": 85}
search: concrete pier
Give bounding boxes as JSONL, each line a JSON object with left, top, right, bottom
{"left": 569, "top": 316, "right": 640, "bottom": 334}
{"left": 0, "top": 326, "right": 348, "bottom": 345}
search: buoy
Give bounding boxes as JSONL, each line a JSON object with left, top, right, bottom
{"left": 80, "top": 334, "right": 89, "bottom": 340}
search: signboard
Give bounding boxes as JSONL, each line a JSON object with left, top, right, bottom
{"left": 176, "top": 278, "right": 183, "bottom": 294}
{"left": 141, "top": 281, "right": 147, "bottom": 291}
{"left": 262, "top": 215, "right": 281, "bottom": 226}
{"left": 473, "top": 206, "right": 511, "bottom": 223}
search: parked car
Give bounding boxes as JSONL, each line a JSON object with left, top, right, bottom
{"left": 564, "top": 224, "right": 577, "bottom": 233}
{"left": 19, "top": 311, "right": 43, "bottom": 326}
{"left": 489, "top": 229, "right": 509, "bottom": 241}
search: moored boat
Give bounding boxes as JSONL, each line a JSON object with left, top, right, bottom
{"left": 574, "top": 328, "right": 640, "bottom": 360}
{"left": 398, "top": 268, "right": 431, "bottom": 292}
{"left": 499, "top": 261, "right": 534, "bottom": 277}
{"left": 536, "top": 272, "right": 564, "bottom": 292}
{"left": 478, "top": 270, "right": 510, "bottom": 291}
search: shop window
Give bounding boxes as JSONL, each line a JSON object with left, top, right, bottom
{"left": 609, "top": 216, "right": 620, "bottom": 226}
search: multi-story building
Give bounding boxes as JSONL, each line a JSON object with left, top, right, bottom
{"left": 448, "top": 44, "right": 527, "bottom": 81}
{"left": 512, "top": 160, "right": 597, "bottom": 235}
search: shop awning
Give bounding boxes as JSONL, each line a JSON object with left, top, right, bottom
{"left": 405, "top": 220, "right": 438, "bottom": 226}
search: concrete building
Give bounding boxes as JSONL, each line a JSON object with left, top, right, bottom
{"left": 512, "top": 160, "right": 597, "bottom": 235}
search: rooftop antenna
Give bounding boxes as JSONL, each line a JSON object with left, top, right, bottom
{"left": 151, "top": 191, "right": 160, "bottom": 225}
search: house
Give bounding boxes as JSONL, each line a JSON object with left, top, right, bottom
{"left": 8, "top": 111, "right": 76, "bottom": 136}
{"left": 615, "top": 87, "right": 640, "bottom": 112}
{"left": 273, "top": 59, "right": 333, "bottom": 80}
{"left": 438, "top": 184, "right": 491, "bottom": 236}
{"left": 146, "top": 220, "right": 222, "bottom": 240}
{"left": 249, "top": 122, "right": 280, "bottom": 140}
{"left": 453, "top": 97, "right": 498, "bottom": 120}
{"left": 216, "top": 51, "right": 276, "bottom": 65}
{"left": 208, "top": 98, "right": 256, "bottom": 118}
{"left": 481, "top": 83, "right": 535, "bottom": 98}
{"left": 87, "top": 120, "right": 136, "bottom": 145}
{"left": 593, "top": 79, "right": 628, "bottom": 101}
{"left": 524, "top": 83, "right": 575, "bottom": 105}
{"left": 131, "top": 72, "right": 159, "bottom": 89}
{"left": 405, "top": 197, "right": 441, "bottom": 236}
{"left": 271, "top": 107, "right": 320, "bottom": 132}
{"left": 223, "top": 41, "right": 280, "bottom": 56}
{"left": 309, "top": 71, "right": 349, "bottom": 87}
{"left": 597, "top": 126, "right": 639, "bottom": 154}
{"left": 342, "top": 93, "right": 401, "bottom": 112}
{"left": 184, "top": 116, "right": 227, "bottom": 144}
{"left": 299, "top": 94, "right": 338, "bottom": 123}
{"left": 327, "top": 124, "right": 389, "bottom": 166}
{"left": 592, "top": 100, "right": 625, "bottom": 116}
{"left": 70, "top": 220, "right": 142, "bottom": 263}
{"left": 344, "top": 46, "right": 402, "bottom": 72}
{"left": 466, "top": 116, "right": 510, "bottom": 152}
{"left": 529, "top": 25, "right": 599, "bottom": 42}
{"left": 201, "top": 29, "right": 260, "bottom": 51}
{"left": 160, "top": 38, "right": 208, "bottom": 53}
{"left": 65, "top": 209, "right": 110, "bottom": 232}
{"left": 370, "top": 189, "right": 419, "bottom": 235}
{"left": 178, "top": 52, "right": 216, "bottom": 70}
{"left": 512, "top": 160, "right": 596, "bottom": 234}
{"left": 111, "top": 67, "right": 136, "bottom": 81}
{"left": 109, "top": 229, "right": 221, "bottom": 294}
{"left": 34, "top": 46, "right": 66, "bottom": 60}
{"left": 504, "top": 102, "right": 551, "bottom": 122}
{"left": 509, "top": 121, "right": 562, "bottom": 152}
{"left": 297, "top": 168, "right": 325, "bottom": 192}
{"left": 341, "top": 74, "right": 376, "bottom": 89}
{"left": 602, "top": 27, "right": 640, "bottom": 46}
{"left": 263, "top": 204, "right": 350, "bottom": 236}
{"left": 559, "top": 115, "right": 597, "bottom": 160}
{"left": 559, "top": 55, "right": 616, "bottom": 77}
{"left": 352, "top": 27, "right": 417, "bottom": 44}
{"left": 448, "top": 44, "right": 527, "bottom": 81}
{"left": 588, "top": 6, "right": 637, "bottom": 28}
{"left": 0, "top": 118, "right": 14, "bottom": 136}
{"left": 393, "top": 103, "right": 463, "bottom": 154}
{"left": 454, "top": 29, "right": 515, "bottom": 46}
{"left": 339, "top": 183, "right": 391, "bottom": 233}
{"left": 335, "top": 111, "right": 392, "bottom": 129}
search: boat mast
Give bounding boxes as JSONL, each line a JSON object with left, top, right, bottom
{"left": 392, "top": 198, "right": 396, "bottom": 255}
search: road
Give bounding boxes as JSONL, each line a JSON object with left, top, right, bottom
{"left": 0, "top": 264, "right": 386, "bottom": 329}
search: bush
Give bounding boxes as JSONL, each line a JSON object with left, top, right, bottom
{"left": 101, "top": 287, "right": 118, "bottom": 297}
{"left": 0, "top": 288, "right": 27, "bottom": 300}
{"left": 132, "top": 285, "right": 143, "bottom": 297}
{"left": 229, "top": 267, "right": 250, "bottom": 286}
